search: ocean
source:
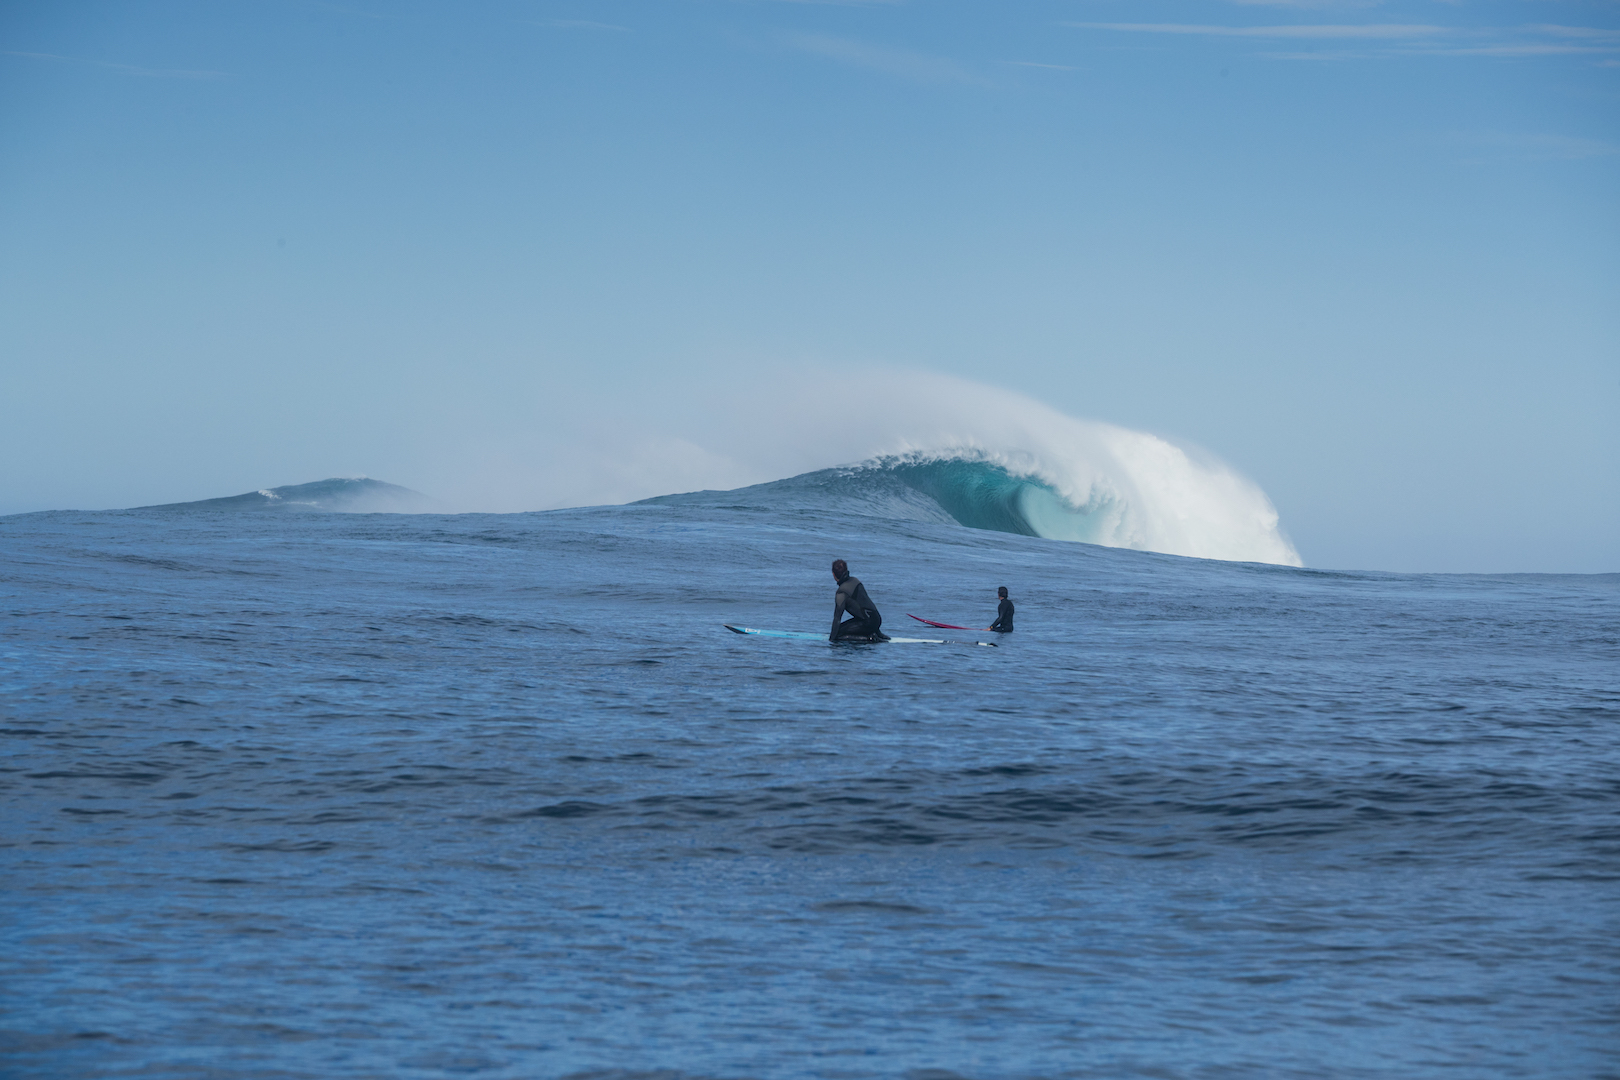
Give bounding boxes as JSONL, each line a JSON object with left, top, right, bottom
{"left": 2, "top": 466, "right": 1617, "bottom": 1079}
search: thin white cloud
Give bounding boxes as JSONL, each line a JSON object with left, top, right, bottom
{"left": 1527, "top": 24, "right": 1620, "bottom": 42}
{"left": 1256, "top": 50, "right": 1370, "bottom": 60}
{"left": 303, "top": 1, "right": 398, "bottom": 20}
{"left": 533, "top": 19, "right": 631, "bottom": 31}
{"left": 2, "top": 50, "right": 225, "bottom": 79}
{"left": 1067, "top": 21, "right": 1620, "bottom": 59}
{"left": 1229, "top": 0, "right": 1387, "bottom": 7}
{"left": 786, "top": 33, "right": 981, "bottom": 84}
{"left": 1005, "top": 60, "right": 1077, "bottom": 70}
{"left": 1430, "top": 43, "right": 1620, "bottom": 56}
{"left": 1067, "top": 23, "right": 1447, "bottom": 40}
{"left": 1455, "top": 131, "right": 1620, "bottom": 160}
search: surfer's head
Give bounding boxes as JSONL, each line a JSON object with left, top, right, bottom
{"left": 831, "top": 559, "right": 849, "bottom": 582}
{"left": 998, "top": 586, "right": 1008, "bottom": 598}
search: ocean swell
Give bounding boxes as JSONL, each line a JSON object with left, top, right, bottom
{"left": 136, "top": 478, "right": 436, "bottom": 514}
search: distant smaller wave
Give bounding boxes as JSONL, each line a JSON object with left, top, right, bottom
{"left": 136, "top": 478, "right": 435, "bottom": 514}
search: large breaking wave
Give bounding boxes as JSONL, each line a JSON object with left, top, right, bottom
{"left": 634, "top": 372, "right": 1303, "bottom": 566}
{"left": 644, "top": 447, "right": 1301, "bottom": 567}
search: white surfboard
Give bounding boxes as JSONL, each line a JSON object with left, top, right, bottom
{"left": 724, "top": 624, "right": 997, "bottom": 647}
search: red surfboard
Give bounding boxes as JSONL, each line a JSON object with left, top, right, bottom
{"left": 907, "top": 614, "right": 986, "bottom": 631}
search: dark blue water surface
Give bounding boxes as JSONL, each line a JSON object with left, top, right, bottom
{"left": 3, "top": 497, "right": 1617, "bottom": 1079}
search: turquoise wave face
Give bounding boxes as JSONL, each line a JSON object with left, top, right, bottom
{"left": 883, "top": 459, "right": 1038, "bottom": 536}
{"left": 640, "top": 456, "right": 1122, "bottom": 545}
{"left": 884, "top": 458, "right": 1120, "bottom": 545}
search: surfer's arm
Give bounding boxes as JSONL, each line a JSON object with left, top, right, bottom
{"left": 830, "top": 591, "right": 848, "bottom": 640}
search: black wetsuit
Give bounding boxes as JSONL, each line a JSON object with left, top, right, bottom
{"left": 989, "top": 597, "right": 1014, "bottom": 633}
{"left": 832, "top": 575, "right": 886, "bottom": 641}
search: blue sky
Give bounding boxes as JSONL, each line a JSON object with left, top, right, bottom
{"left": 1, "top": 0, "right": 1616, "bottom": 571}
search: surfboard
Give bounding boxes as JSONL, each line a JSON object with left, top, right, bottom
{"left": 907, "top": 614, "right": 987, "bottom": 631}
{"left": 724, "top": 624, "right": 997, "bottom": 647}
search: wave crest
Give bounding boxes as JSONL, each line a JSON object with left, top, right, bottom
{"left": 872, "top": 435, "right": 1300, "bottom": 565}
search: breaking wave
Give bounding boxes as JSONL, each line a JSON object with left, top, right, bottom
{"left": 628, "top": 372, "right": 1304, "bottom": 566}
{"left": 645, "top": 446, "right": 1301, "bottom": 566}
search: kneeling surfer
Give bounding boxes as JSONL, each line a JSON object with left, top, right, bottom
{"left": 830, "top": 559, "right": 889, "bottom": 642}
{"left": 989, "top": 586, "right": 1014, "bottom": 633}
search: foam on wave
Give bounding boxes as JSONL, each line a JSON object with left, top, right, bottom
{"left": 880, "top": 440, "right": 1300, "bottom": 565}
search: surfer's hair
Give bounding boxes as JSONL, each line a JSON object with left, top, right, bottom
{"left": 998, "top": 586, "right": 1008, "bottom": 598}
{"left": 831, "top": 559, "right": 848, "bottom": 577}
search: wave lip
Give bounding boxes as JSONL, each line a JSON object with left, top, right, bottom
{"left": 135, "top": 478, "right": 436, "bottom": 514}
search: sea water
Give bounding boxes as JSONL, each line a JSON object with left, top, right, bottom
{"left": 2, "top": 484, "right": 1617, "bottom": 1079}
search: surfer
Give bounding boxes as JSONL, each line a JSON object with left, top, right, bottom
{"left": 989, "top": 586, "right": 1014, "bottom": 633}
{"left": 830, "top": 559, "right": 889, "bottom": 642}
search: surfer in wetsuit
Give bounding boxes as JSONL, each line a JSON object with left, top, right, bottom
{"left": 989, "top": 586, "right": 1014, "bottom": 633}
{"left": 830, "top": 559, "right": 889, "bottom": 642}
